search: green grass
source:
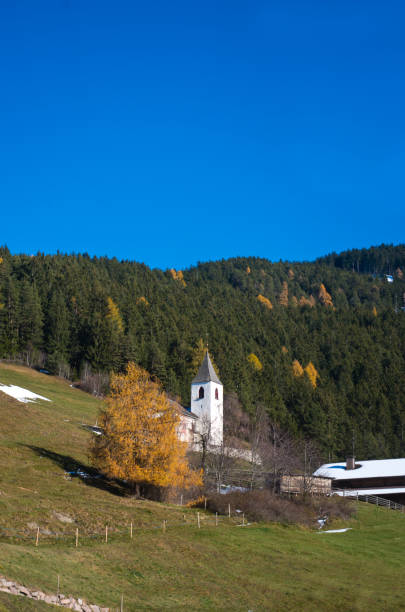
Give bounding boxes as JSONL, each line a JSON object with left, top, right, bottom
{"left": 0, "top": 592, "right": 55, "bottom": 611}
{"left": 1, "top": 364, "right": 405, "bottom": 610}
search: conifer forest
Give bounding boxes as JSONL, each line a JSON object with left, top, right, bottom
{"left": 1, "top": 243, "right": 405, "bottom": 461}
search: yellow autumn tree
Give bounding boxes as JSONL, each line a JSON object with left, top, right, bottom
{"left": 91, "top": 362, "right": 202, "bottom": 496}
{"left": 292, "top": 359, "right": 304, "bottom": 377}
{"left": 305, "top": 362, "right": 319, "bottom": 388}
{"left": 247, "top": 353, "right": 263, "bottom": 371}
{"left": 137, "top": 296, "right": 149, "bottom": 306}
{"left": 169, "top": 269, "right": 186, "bottom": 287}
{"left": 279, "top": 281, "right": 289, "bottom": 306}
{"left": 372, "top": 306, "right": 378, "bottom": 317}
{"left": 257, "top": 294, "right": 273, "bottom": 310}
{"left": 318, "top": 283, "right": 333, "bottom": 307}
{"left": 106, "top": 297, "right": 124, "bottom": 333}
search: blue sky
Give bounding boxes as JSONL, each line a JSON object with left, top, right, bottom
{"left": 1, "top": 1, "right": 404, "bottom": 269}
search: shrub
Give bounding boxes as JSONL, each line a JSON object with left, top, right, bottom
{"left": 204, "top": 490, "right": 355, "bottom": 527}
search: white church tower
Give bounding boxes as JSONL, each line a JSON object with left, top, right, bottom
{"left": 191, "top": 351, "right": 223, "bottom": 447}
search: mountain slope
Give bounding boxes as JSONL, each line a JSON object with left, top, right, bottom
{"left": 1, "top": 244, "right": 405, "bottom": 459}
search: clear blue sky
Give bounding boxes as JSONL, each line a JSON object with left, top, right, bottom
{"left": 1, "top": 1, "right": 404, "bottom": 269}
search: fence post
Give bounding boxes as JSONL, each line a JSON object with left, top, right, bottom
{"left": 57, "top": 575, "right": 60, "bottom": 596}
{"left": 75, "top": 528, "right": 79, "bottom": 548}
{"left": 242, "top": 513, "right": 245, "bottom": 526}
{"left": 121, "top": 593, "right": 124, "bottom": 612}
{"left": 228, "top": 504, "right": 231, "bottom": 518}
{"left": 35, "top": 527, "right": 39, "bottom": 547}
{"left": 105, "top": 526, "right": 108, "bottom": 543}
{"left": 197, "top": 512, "right": 200, "bottom": 529}
{"left": 204, "top": 497, "right": 207, "bottom": 510}
{"left": 215, "top": 512, "right": 218, "bottom": 527}
{"left": 162, "top": 520, "right": 166, "bottom": 533}
{"left": 180, "top": 494, "right": 183, "bottom": 506}
{"left": 130, "top": 522, "right": 133, "bottom": 540}
{"left": 376, "top": 498, "right": 379, "bottom": 507}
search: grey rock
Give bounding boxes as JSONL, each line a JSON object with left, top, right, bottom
{"left": 18, "top": 586, "right": 30, "bottom": 596}
{"left": 53, "top": 511, "right": 74, "bottom": 524}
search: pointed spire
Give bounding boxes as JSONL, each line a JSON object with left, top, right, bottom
{"left": 192, "top": 351, "right": 222, "bottom": 385}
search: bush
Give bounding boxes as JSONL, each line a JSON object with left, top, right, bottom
{"left": 204, "top": 490, "right": 355, "bottom": 527}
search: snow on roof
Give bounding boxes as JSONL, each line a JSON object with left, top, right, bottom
{"left": 0, "top": 383, "right": 51, "bottom": 404}
{"left": 314, "top": 458, "right": 405, "bottom": 480}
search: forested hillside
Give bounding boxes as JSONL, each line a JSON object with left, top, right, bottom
{"left": 1, "top": 243, "right": 405, "bottom": 461}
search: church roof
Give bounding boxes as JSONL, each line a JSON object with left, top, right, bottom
{"left": 192, "top": 351, "right": 222, "bottom": 385}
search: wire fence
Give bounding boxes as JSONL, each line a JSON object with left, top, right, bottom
{"left": 334, "top": 488, "right": 405, "bottom": 512}
{"left": 0, "top": 511, "right": 249, "bottom": 547}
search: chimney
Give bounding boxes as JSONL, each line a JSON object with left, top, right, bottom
{"left": 346, "top": 456, "right": 355, "bottom": 470}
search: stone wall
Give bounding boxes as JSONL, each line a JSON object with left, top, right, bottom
{"left": 0, "top": 575, "right": 109, "bottom": 611}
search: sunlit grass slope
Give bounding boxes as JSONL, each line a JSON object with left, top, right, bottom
{"left": 1, "top": 364, "right": 405, "bottom": 610}
{"left": 0, "top": 363, "right": 196, "bottom": 535}
{"left": 1, "top": 506, "right": 405, "bottom": 610}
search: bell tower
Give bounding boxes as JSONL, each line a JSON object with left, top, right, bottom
{"left": 191, "top": 351, "right": 223, "bottom": 447}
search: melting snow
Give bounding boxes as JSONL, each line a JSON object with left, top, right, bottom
{"left": 318, "top": 528, "right": 352, "bottom": 534}
{"left": 0, "top": 383, "right": 51, "bottom": 404}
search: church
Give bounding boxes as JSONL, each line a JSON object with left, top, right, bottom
{"left": 176, "top": 351, "right": 223, "bottom": 449}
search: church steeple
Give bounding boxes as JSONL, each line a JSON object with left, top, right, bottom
{"left": 192, "top": 351, "right": 222, "bottom": 385}
{"left": 191, "top": 350, "right": 223, "bottom": 447}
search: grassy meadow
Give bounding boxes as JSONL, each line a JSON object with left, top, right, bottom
{"left": 1, "top": 363, "right": 405, "bottom": 610}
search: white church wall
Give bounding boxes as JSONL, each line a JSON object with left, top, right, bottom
{"left": 191, "top": 381, "right": 223, "bottom": 447}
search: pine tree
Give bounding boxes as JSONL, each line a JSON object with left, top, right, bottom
{"left": 0, "top": 277, "right": 19, "bottom": 356}
{"left": 19, "top": 282, "right": 43, "bottom": 352}
{"left": 46, "top": 291, "right": 70, "bottom": 372}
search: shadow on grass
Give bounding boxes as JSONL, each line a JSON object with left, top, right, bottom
{"left": 23, "top": 445, "right": 128, "bottom": 497}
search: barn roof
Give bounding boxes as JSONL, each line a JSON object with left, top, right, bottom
{"left": 314, "top": 458, "right": 405, "bottom": 480}
{"left": 192, "top": 351, "right": 222, "bottom": 385}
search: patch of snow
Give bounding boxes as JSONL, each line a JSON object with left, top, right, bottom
{"left": 318, "top": 528, "right": 352, "bottom": 534}
{"left": 0, "top": 383, "right": 51, "bottom": 404}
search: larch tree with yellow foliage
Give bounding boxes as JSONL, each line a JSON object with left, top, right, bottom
{"left": 247, "top": 353, "right": 263, "bottom": 371}
{"left": 279, "top": 281, "right": 289, "bottom": 306}
{"left": 292, "top": 359, "right": 304, "bottom": 377}
{"left": 91, "top": 362, "right": 202, "bottom": 497}
{"left": 318, "top": 284, "right": 333, "bottom": 307}
{"left": 305, "top": 362, "right": 319, "bottom": 388}
{"left": 257, "top": 294, "right": 273, "bottom": 310}
{"left": 106, "top": 297, "right": 124, "bottom": 333}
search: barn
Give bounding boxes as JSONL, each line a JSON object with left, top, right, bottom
{"left": 314, "top": 457, "right": 405, "bottom": 504}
